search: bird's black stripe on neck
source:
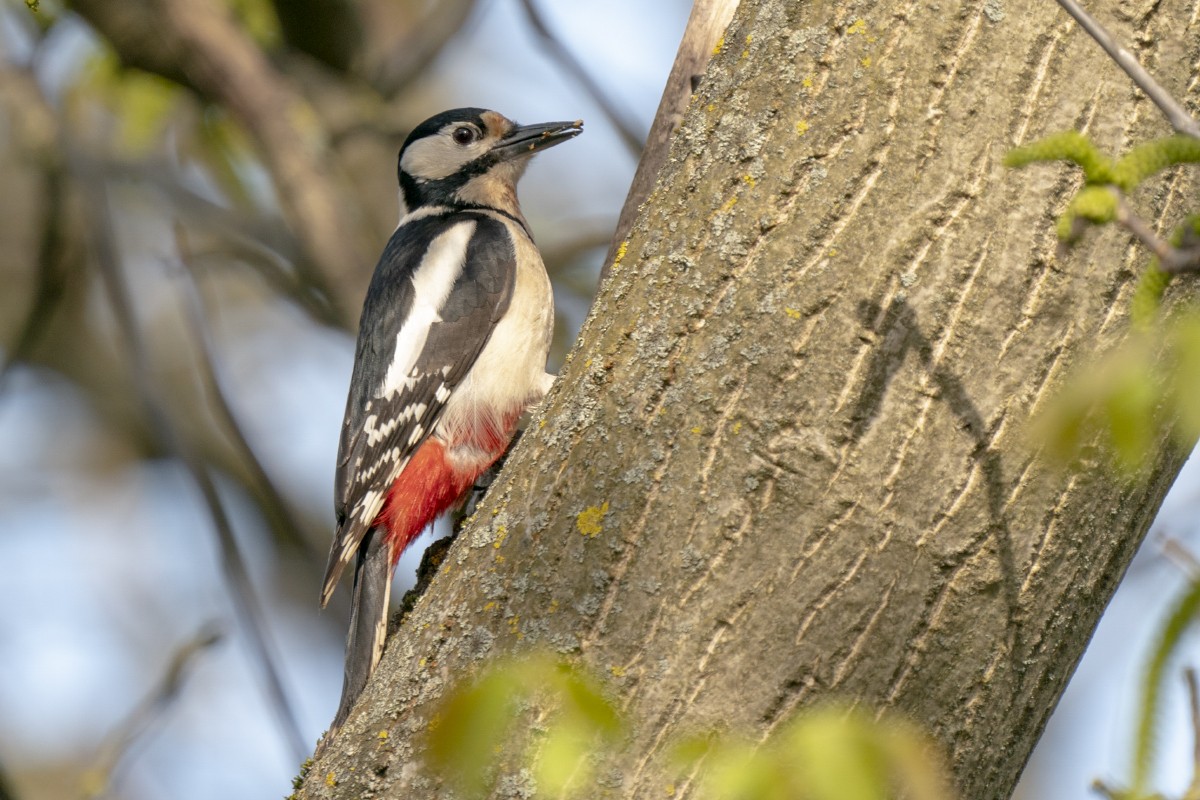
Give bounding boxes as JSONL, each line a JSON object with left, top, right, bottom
{"left": 399, "top": 152, "right": 496, "bottom": 210}
{"left": 454, "top": 204, "right": 532, "bottom": 240}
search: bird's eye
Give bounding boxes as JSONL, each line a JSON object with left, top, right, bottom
{"left": 452, "top": 126, "right": 477, "bottom": 145}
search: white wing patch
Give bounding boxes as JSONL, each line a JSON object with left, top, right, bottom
{"left": 362, "top": 402, "right": 429, "bottom": 446}
{"left": 380, "top": 221, "right": 477, "bottom": 399}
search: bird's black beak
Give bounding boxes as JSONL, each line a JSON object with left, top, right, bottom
{"left": 493, "top": 119, "right": 583, "bottom": 161}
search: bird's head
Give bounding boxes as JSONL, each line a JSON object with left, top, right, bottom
{"left": 396, "top": 108, "right": 583, "bottom": 219}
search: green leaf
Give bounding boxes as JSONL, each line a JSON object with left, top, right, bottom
{"left": 1130, "top": 261, "right": 1171, "bottom": 331}
{"left": 704, "top": 741, "right": 787, "bottom": 800}
{"left": 1114, "top": 135, "right": 1200, "bottom": 190}
{"left": 1102, "top": 359, "right": 1162, "bottom": 470}
{"left": 786, "top": 709, "right": 887, "bottom": 800}
{"left": 1005, "top": 131, "right": 1117, "bottom": 184}
{"left": 1056, "top": 185, "right": 1118, "bottom": 242}
{"left": 1166, "top": 315, "right": 1200, "bottom": 441}
{"left": 1132, "top": 579, "right": 1200, "bottom": 794}
{"left": 426, "top": 668, "right": 524, "bottom": 798}
{"left": 877, "top": 720, "right": 956, "bottom": 800}
{"left": 671, "top": 732, "right": 716, "bottom": 768}
{"left": 223, "top": 0, "right": 282, "bottom": 47}
{"left": 1031, "top": 337, "right": 1163, "bottom": 473}
{"left": 534, "top": 719, "right": 593, "bottom": 795}
{"left": 425, "top": 654, "right": 622, "bottom": 798}
{"left": 69, "top": 50, "right": 180, "bottom": 154}
{"left": 551, "top": 664, "right": 622, "bottom": 736}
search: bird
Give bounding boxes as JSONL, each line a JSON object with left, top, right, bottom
{"left": 319, "top": 108, "right": 583, "bottom": 735}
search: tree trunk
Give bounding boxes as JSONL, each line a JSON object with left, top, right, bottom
{"left": 297, "top": 0, "right": 1198, "bottom": 797}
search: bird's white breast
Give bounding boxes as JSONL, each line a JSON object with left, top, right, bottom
{"left": 438, "top": 212, "right": 554, "bottom": 463}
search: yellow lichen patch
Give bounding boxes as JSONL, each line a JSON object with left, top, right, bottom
{"left": 576, "top": 502, "right": 610, "bottom": 537}
{"left": 484, "top": 601, "right": 497, "bottom": 611}
{"left": 784, "top": 306, "right": 801, "bottom": 319}
{"left": 795, "top": 120, "right": 810, "bottom": 136}
{"left": 325, "top": 772, "right": 337, "bottom": 788}
{"left": 612, "top": 239, "right": 629, "bottom": 271}
{"left": 720, "top": 195, "right": 738, "bottom": 212}
{"left": 706, "top": 103, "right": 716, "bottom": 112}
{"left": 493, "top": 525, "right": 507, "bottom": 549}
{"left": 860, "top": 56, "right": 872, "bottom": 68}
{"left": 610, "top": 664, "right": 626, "bottom": 677}
{"left": 712, "top": 36, "right": 724, "bottom": 55}
{"left": 377, "top": 730, "right": 388, "bottom": 742}
{"left": 742, "top": 174, "right": 756, "bottom": 188}
{"left": 548, "top": 598, "right": 559, "bottom": 613}
{"left": 691, "top": 426, "right": 702, "bottom": 435}
{"left": 732, "top": 421, "right": 743, "bottom": 435}
{"left": 847, "top": 18, "right": 867, "bottom": 35}
{"left": 802, "top": 76, "right": 814, "bottom": 89}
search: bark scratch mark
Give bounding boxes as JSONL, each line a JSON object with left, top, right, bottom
{"left": 1018, "top": 473, "right": 1079, "bottom": 597}
{"left": 580, "top": 446, "right": 675, "bottom": 651}
{"left": 679, "top": 507, "right": 754, "bottom": 609}
{"left": 880, "top": 237, "right": 992, "bottom": 506}
{"left": 793, "top": 547, "right": 870, "bottom": 645}
{"left": 919, "top": 6, "right": 985, "bottom": 166}
{"left": 628, "top": 603, "right": 752, "bottom": 788}
{"left": 1012, "top": 23, "right": 1071, "bottom": 146}
{"left": 883, "top": 565, "right": 962, "bottom": 705}
{"left": 831, "top": 577, "right": 897, "bottom": 689}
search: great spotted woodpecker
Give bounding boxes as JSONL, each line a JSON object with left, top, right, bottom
{"left": 319, "top": 108, "right": 582, "bottom": 733}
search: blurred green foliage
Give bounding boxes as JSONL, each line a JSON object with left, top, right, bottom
{"left": 673, "top": 706, "right": 952, "bottom": 800}
{"left": 426, "top": 653, "right": 622, "bottom": 798}
{"left": 1007, "top": 132, "right": 1200, "bottom": 472}
{"left": 426, "top": 653, "right": 954, "bottom": 800}
{"left": 1009, "top": 129, "right": 1200, "bottom": 799}
{"left": 73, "top": 51, "right": 183, "bottom": 155}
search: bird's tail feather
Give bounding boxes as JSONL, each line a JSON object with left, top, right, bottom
{"left": 329, "top": 527, "right": 391, "bottom": 735}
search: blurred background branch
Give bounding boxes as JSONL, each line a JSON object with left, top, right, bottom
{"left": 0, "top": 1, "right": 686, "bottom": 797}
{"left": 80, "top": 624, "right": 222, "bottom": 799}
{"left": 79, "top": 158, "right": 308, "bottom": 761}
{"left": 6, "top": 0, "right": 1199, "bottom": 798}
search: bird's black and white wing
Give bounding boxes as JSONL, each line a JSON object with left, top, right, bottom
{"left": 320, "top": 212, "right": 516, "bottom": 605}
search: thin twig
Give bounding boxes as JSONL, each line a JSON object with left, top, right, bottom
{"left": 0, "top": 166, "right": 67, "bottom": 393}
{"left": 0, "top": 755, "right": 19, "bottom": 800}
{"left": 71, "top": 0, "right": 363, "bottom": 323}
{"left": 1162, "top": 537, "right": 1200, "bottom": 580}
{"left": 515, "top": 0, "right": 645, "bottom": 158}
{"left": 1114, "top": 194, "right": 1200, "bottom": 273}
{"left": 94, "top": 157, "right": 344, "bottom": 328}
{"left": 78, "top": 158, "right": 309, "bottom": 763}
{"left": 171, "top": 224, "right": 324, "bottom": 566}
{"left": 1054, "top": 0, "right": 1200, "bottom": 139}
{"left": 371, "top": 0, "right": 478, "bottom": 97}
{"left": 81, "top": 624, "right": 223, "bottom": 799}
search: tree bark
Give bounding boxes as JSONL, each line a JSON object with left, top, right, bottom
{"left": 298, "top": 0, "right": 1199, "bottom": 798}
